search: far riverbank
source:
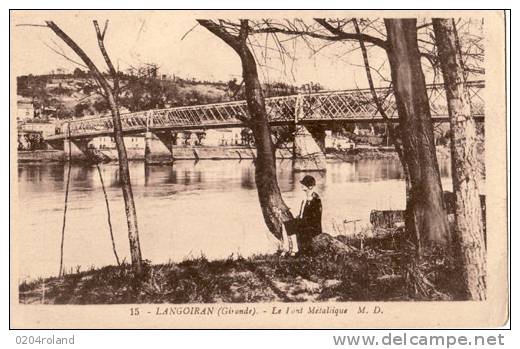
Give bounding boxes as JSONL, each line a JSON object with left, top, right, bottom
{"left": 17, "top": 146, "right": 408, "bottom": 163}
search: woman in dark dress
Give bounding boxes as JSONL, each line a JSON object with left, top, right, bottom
{"left": 283, "top": 175, "right": 323, "bottom": 256}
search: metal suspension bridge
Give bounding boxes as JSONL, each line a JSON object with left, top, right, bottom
{"left": 45, "top": 81, "right": 485, "bottom": 141}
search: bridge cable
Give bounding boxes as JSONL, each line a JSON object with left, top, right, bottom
{"left": 96, "top": 163, "right": 120, "bottom": 266}
{"left": 58, "top": 124, "right": 72, "bottom": 277}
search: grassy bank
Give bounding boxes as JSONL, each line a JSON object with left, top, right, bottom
{"left": 19, "top": 233, "right": 464, "bottom": 304}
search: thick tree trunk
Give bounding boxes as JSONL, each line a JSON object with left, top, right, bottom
{"left": 240, "top": 50, "right": 293, "bottom": 239}
{"left": 433, "top": 18, "right": 486, "bottom": 300}
{"left": 198, "top": 20, "right": 293, "bottom": 240}
{"left": 46, "top": 21, "right": 143, "bottom": 274}
{"left": 384, "top": 19, "right": 451, "bottom": 248}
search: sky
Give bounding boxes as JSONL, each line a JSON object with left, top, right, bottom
{"left": 11, "top": 10, "right": 396, "bottom": 90}
{"left": 11, "top": 10, "right": 484, "bottom": 91}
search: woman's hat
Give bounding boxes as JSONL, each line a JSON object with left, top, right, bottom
{"left": 300, "top": 175, "right": 316, "bottom": 187}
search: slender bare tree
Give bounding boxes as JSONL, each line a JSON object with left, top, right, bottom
{"left": 352, "top": 18, "right": 411, "bottom": 200}
{"left": 45, "top": 21, "right": 143, "bottom": 274}
{"left": 197, "top": 19, "right": 293, "bottom": 241}
{"left": 432, "top": 18, "right": 486, "bottom": 300}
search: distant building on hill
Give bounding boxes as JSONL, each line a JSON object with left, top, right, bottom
{"left": 17, "top": 96, "right": 35, "bottom": 121}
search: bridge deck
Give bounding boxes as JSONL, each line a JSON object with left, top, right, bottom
{"left": 45, "top": 81, "right": 484, "bottom": 141}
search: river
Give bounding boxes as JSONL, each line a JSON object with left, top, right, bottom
{"left": 16, "top": 158, "right": 453, "bottom": 280}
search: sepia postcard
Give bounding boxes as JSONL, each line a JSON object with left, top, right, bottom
{"left": 9, "top": 9, "right": 509, "bottom": 329}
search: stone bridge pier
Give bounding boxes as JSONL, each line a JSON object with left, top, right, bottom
{"left": 291, "top": 94, "right": 327, "bottom": 172}
{"left": 293, "top": 124, "right": 327, "bottom": 172}
{"left": 145, "top": 130, "right": 210, "bottom": 165}
{"left": 63, "top": 138, "right": 90, "bottom": 162}
{"left": 63, "top": 138, "right": 111, "bottom": 163}
{"left": 144, "top": 131, "right": 175, "bottom": 166}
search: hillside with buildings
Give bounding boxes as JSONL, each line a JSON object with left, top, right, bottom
{"left": 16, "top": 70, "right": 454, "bottom": 161}
{"left": 17, "top": 70, "right": 231, "bottom": 120}
{"left": 15, "top": 70, "right": 312, "bottom": 154}
{"left": 16, "top": 71, "right": 449, "bottom": 161}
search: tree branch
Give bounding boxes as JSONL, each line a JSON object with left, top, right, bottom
{"left": 16, "top": 23, "right": 48, "bottom": 28}
{"left": 45, "top": 21, "right": 109, "bottom": 94}
{"left": 417, "top": 22, "right": 433, "bottom": 30}
{"left": 250, "top": 26, "right": 344, "bottom": 41}
{"left": 249, "top": 19, "right": 387, "bottom": 50}
{"left": 42, "top": 41, "right": 88, "bottom": 69}
{"left": 94, "top": 20, "right": 119, "bottom": 96}
{"left": 314, "top": 18, "right": 388, "bottom": 50}
{"left": 181, "top": 23, "right": 199, "bottom": 41}
{"left": 197, "top": 19, "right": 242, "bottom": 53}
{"left": 353, "top": 18, "right": 404, "bottom": 164}
{"left": 101, "top": 19, "right": 108, "bottom": 40}
{"left": 353, "top": 20, "right": 387, "bottom": 118}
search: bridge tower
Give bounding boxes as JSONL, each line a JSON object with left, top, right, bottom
{"left": 292, "top": 95, "right": 327, "bottom": 172}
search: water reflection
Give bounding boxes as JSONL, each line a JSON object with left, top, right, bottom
{"left": 17, "top": 158, "right": 453, "bottom": 280}
{"left": 240, "top": 165, "right": 255, "bottom": 190}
